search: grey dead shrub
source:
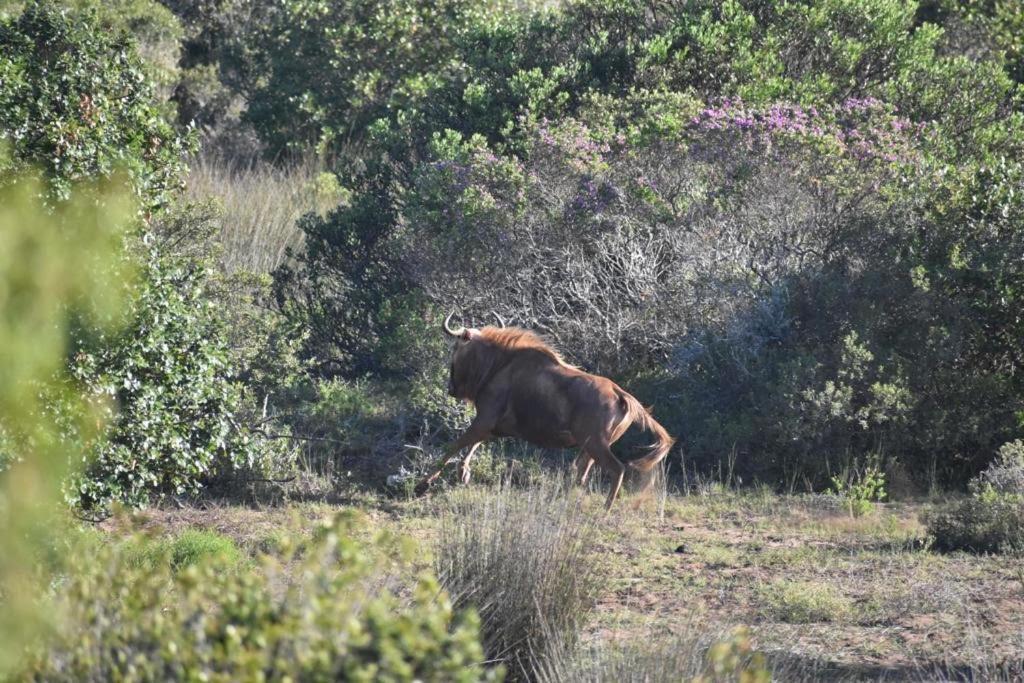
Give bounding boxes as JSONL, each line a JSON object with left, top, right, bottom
{"left": 435, "top": 478, "right": 600, "bottom": 680}
{"left": 976, "top": 440, "right": 1024, "bottom": 495}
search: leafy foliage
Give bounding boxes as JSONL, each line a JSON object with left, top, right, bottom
{"left": 2, "top": 3, "right": 283, "bottom": 509}
{"left": 830, "top": 465, "right": 888, "bottom": 517}
{"left": 256, "top": 0, "right": 1024, "bottom": 490}
{"left": 67, "top": 220, "right": 280, "bottom": 509}
{"left": 0, "top": 1, "right": 188, "bottom": 206}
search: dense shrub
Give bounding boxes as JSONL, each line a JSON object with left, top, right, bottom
{"left": 235, "top": 0, "right": 1022, "bottom": 165}
{"left": 975, "top": 440, "right": 1024, "bottom": 494}
{"left": 436, "top": 480, "right": 600, "bottom": 679}
{"left": 264, "top": 0, "right": 1023, "bottom": 490}
{"left": 927, "top": 493, "right": 1024, "bottom": 555}
{"left": 20, "top": 515, "right": 498, "bottom": 682}
{"left": 64, "top": 203, "right": 286, "bottom": 510}
{"left": 224, "top": 0, "right": 471, "bottom": 155}
{"left": 1, "top": 4, "right": 288, "bottom": 509}
{"left": 272, "top": 186, "right": 432, "bottom": 378}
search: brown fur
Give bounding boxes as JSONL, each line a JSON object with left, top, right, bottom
{"left": 417, "top": 325, "right": 676, "bottom": 509}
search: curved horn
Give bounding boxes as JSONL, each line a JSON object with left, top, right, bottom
{"left": 492, "top": 311, "right": 507, "bottom": 328}
{"left": 443, "top": 311, "right": 465, "bottom": 337}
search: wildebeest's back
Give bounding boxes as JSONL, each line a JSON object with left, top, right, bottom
{"left": 493, "top": 350, "right": 619, "bottom": 449}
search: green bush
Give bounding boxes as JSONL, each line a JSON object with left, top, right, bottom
{"left": 266, "top": 0, "right": 1023, "bottom": 491}
{"left": 829, "top": 464, "right": 887, "bottom": 517}
{"left": 927, "top": 492, "right": 1024, "bottom": 555}
{"left": 21, "top": 514, "right": 499, "bottom": 682}
{"left": 2, "top": 4, "right": 291, "bottom": 509}
{"left": 66, "top": 207, "right": 285, "bottom": 509}
{"left": 0, "top": 168, "right": 136, "bottom": 676}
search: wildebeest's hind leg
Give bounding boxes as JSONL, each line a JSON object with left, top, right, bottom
{"left": 572, "top": 451, "right": 595, "bottom": 486}
{"left": 414, "top": 423, "right": 491, "bottom": 496}
{"left": 586, "top": 442, "right": 626, "bottom": 510}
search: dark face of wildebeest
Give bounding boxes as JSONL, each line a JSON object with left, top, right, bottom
{"left": 444, "top": 319, "right": 483, "bottom": 400}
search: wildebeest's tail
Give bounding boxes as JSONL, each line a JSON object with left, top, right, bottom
{"left": 616, "top": 389, "right": 675, "bottom": 472}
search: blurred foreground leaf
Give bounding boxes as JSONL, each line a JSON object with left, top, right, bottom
{"left": 0, "top": 168, "right": 135, "bottom": 675}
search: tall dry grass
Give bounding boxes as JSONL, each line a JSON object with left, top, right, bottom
{"left": 184, "top": 154, "right": 343, "bottom": 274}
{"left": 435, "top": 478, "right": 601, "bottom": 680}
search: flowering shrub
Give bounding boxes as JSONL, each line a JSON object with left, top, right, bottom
{"left": 688, "top": 97, "right": 924, "bottom": 168}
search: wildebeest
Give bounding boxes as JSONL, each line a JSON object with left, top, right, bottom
{"left": 415, "top": 313, "right": 675, "bottom": 509}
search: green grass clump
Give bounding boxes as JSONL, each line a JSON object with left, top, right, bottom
{"left": 170, "top": 529, "right": 242, "bottom": 568}
{"left": 122, "top": 529, "right": 241, "bottom": 570}
{"left": 759, "top": 580, "right": 854, "bottom": 624}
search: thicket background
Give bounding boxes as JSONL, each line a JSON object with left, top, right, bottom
{"left": 2, "top": 0, "right": 1023, "bottom": 508}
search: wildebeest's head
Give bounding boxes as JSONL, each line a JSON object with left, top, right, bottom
{"left": 443, "top": 312, "right": 484, "bottom": 400}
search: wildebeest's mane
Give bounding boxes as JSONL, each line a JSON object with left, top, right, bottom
{"left": 478, "top": 326, "right": 576, "bottom": 368}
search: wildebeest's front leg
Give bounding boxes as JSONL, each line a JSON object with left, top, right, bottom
{"left": 413, "top": 422, "right": 491, "bottom": 495}
{"left": 459, "top": 442, "right": 483, "bottom": 484}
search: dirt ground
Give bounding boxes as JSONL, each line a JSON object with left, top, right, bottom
{"left": 101, "top": 486, "right": 1024, "bottom": 681}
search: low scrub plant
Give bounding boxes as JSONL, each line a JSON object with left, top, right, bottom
{"left": 927, "top": 441, "right": 1024, "bottom": 555}
{"left": 829, "top": 464, "right": 887, "bottom": 517}
{"left": 436, "top": 480, "right": 600, "bottom": 680}
{"left": 20, "top": 513, "right": 496, "bottom": 682}
{"left": 758, "top": 580, "right": 854, "bottom": 624}
{"left": 927, "top": 493, "right": 1024, "bottom": 555}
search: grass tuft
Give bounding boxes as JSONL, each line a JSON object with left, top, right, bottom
{"left": 436, "top": 478, "right": 601, "bottom": 680}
